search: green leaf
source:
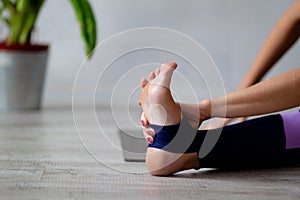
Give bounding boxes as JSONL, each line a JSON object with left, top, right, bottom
{"left": 69, "top": 0, "right": 97, "bottom": 59}
{"left": 18, "top": 0, "right": 45, "bottom": 44}
{"left": 6, "top": 0, "right": 45, "bottom": 44}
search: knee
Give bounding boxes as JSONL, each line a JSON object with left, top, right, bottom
{"left": 146, "top": 148, "right": 199, "bottom": 176}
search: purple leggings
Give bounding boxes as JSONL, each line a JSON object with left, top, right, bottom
{"left": 281, "top": 110, "right": 300, "bottom": 149}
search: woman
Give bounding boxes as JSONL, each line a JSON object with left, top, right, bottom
{"left": 139, "top": 0, "right": 300, "bottom": 176}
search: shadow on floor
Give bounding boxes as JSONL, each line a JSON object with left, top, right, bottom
{"left": 173, "top": 163, "right": 300, "bottom": 180}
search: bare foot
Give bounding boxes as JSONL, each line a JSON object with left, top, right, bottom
{"left": 139, "top": 62, "right": 200, "bottom": 176}
{"left": 139, "top": 62, "right": 181, "bottom": 126}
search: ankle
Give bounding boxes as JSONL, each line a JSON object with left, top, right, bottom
{"left": 182, "top": 153, "right": 200, "bottom": 170}
{"left": 198, "top": 100, "right": 212, "bottom": 121}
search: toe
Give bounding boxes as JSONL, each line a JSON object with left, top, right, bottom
{"left": 141, "top": 78, "right": 149, "bottom": 88}
{"left": 160, "top": 62, "right": 177, "bottom": 75}
{"left": 149, "top": 72, "right": 156, "bottom": 80}
{"left": 155, "top": 67, "right": 161, "bottom": 76}
{"left": 162, "top": 62, "right": 177, "bottom": 70}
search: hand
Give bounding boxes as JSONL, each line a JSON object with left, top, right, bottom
{"left": 141, "top": 112, "right": 156, "bottom": 144}
{"left": 140, "top": 102, "right": 205, "bottom": 144}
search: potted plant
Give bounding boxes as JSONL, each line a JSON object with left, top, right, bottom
{"left": 0, "top": 0, "right": 97, "bottom": 110}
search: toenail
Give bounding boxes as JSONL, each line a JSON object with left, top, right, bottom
{"left": 141, "top": 120, "right": 146, "bottom": 127}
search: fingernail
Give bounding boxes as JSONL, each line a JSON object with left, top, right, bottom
{"left": 147, "top": 130, "right": 155, "bottom": 137}
{"left": 141, "top": 120, "right": 145, "bottom": 127}
{"left": 147, "top": 137, "right": 153, "bottom": 144}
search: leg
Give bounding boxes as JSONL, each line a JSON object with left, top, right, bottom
{"left": 139, "top": 62, "right": 200, "bottom": 176}
{"left": 200, "top": 112, "right": 300, "bottom": 168}
{"left": 140, "top": 63, "right": 300, "bottom": 175}
{"left": 150, "top": 111, "right": 300, "bottom": 171}
{"left": 199, "top": 114, "right": 287, "bottom": 168}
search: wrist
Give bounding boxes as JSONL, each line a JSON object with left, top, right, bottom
{"left": 198, "top": 99, "right": 212, "bottom": 121}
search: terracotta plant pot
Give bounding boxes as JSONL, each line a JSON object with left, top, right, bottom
{"left": 0, "top": 43, "right": 49, "bottom": 110}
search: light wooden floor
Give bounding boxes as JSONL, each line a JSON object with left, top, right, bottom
{"left": 0, "top": 107, "right": 299, "bottom": 200}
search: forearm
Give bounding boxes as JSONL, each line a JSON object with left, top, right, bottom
{"left": 201, "top": 68, "right": 300, "bottom": 119}
{"left": 240, "top": 0, "right": 300, "bottom": 88}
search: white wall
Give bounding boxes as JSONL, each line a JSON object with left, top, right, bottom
{"left": 3, "top": 0, "right": 298, "bottom": 106}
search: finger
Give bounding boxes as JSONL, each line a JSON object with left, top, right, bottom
{"left": 143, "top": 127, "right": 156, "bottom": 144}
{"left": 146, "top": 127, "right": 156, "bottom": 137}
{"left": 146, "top": 136, "right": 154, "bottom": 144}
{"left": 143, "top": 128, "right": 153, "bottom": 144}
{"left": 141, "top": 112, "right": 149, "bottom": 127}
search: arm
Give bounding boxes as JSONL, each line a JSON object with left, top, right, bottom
{"left": 200, "top": 68, "right": 300, "bottom": 119}
{"left": 220, "top": 0, "right": 300, "bottom": 126}
{"left": 239, "top": 0, "right": 300, "bottom": 89}
{"left": 142, "top": 68, "right": 300, "bottom": 146}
